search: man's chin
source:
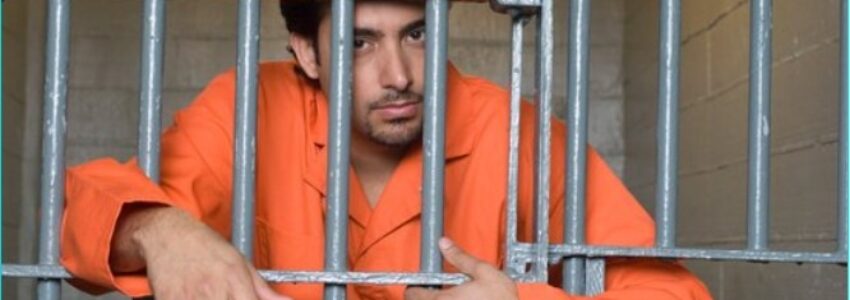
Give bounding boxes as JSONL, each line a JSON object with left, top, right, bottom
{"left": 368, "top": 128, "right": 422, "bottom": 149}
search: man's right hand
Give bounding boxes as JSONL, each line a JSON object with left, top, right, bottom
{"left": 113, "top": 206, "right": 291, "bottom": 300}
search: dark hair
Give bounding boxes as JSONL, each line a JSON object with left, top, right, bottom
{"left": 279, "top": 1, "right": 329, "bottom": 41}
{"left": 279, "top": 1, "right": 328, "bottom": 81}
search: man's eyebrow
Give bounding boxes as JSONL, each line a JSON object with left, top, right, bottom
{"left": 401, "top": 19, "right": 426, "bottom": 35}
{"left": 352, "top": 19, "right": 426, "bottom": 39}
{"left": 354, "top": 27, "right": 382, "bottom": 38}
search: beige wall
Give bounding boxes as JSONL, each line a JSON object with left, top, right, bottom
{"left": 3, "top": 0, "right": 625, "bottom": 299}
{"left": 3, "top": 0, "right": 46, "bottom": 299}
{"left": 624, "top": 0, "right": 847, "bottom": 298}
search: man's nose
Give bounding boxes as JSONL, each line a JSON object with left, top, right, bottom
{"left": 379, "top": 44, "right": 413, "bottom": 91}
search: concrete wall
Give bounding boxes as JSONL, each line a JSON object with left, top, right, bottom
{"left": 2, "top": 0, "right": 626, "bottom": 299}
{"left": 3, "top": 0, "right": 47, "bottom": 299}
{"left": 624, "top": 0, "right": 847, "bottom": 299}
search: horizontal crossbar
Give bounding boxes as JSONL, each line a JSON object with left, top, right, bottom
{"left": 1, "top": 264, "right": 471, "bottom": 285}
{"left": 508, "top": 243, "right": 848, "bottom": 265}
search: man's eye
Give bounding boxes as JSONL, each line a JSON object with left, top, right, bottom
{"left": 354, "top": 39, "right": 366, "bottom": 49}
{"left": 408, "top": 29, "right": 425, "bottom": 42}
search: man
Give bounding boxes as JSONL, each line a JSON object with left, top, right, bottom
{"left": 61, "top": 0, "right": 712, "bottom": 299}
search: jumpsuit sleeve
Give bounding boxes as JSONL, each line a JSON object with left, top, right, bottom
{"left": 515, "top": 146, "right": 713, "bottom": 299}
{"left": 60, "top": 71, "right": 239, "bottom": 297}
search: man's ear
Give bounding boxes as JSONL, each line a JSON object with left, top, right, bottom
{"left": 289, "top": 33, "right": 320, "bottom": 80}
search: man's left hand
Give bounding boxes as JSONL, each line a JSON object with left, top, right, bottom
{"left": 405, "top": 238, "right": 519, "bottom": 300}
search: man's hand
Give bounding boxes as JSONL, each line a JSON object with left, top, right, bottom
{"left": 404, "top": 238, "right": 519, "bottom": 300}
{"left": 119, "top": 206, "right": 290, "bottom": 300}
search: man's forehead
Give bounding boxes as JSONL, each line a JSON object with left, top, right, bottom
{"left": 350, "top": 1, "right": 426, "bottom": 29}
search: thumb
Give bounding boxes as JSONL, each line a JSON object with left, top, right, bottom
{"left": 439, "top": 237, "right": 491, "bottom": 278}
{"left": 250, "top": 267, "right": 293, "bottom": 300}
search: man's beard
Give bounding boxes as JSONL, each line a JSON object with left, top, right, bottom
{"left": 362, "top": 90, "right": 423, "bottom": 148}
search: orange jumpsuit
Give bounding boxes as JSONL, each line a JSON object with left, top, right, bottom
{"left": 61, "top": 61, "right": 712, "bottom": 299}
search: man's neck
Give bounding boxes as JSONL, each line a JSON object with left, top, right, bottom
{"left": 349, "top": 134, "right": 409, "bottom": 208}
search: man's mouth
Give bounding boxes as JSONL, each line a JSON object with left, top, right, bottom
{"left": 372, "top": 100, "right": 421, "bottom": 120}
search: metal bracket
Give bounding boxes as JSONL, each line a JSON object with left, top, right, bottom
{"left": 489, "top": 0, "right": 541, "bottom": 14}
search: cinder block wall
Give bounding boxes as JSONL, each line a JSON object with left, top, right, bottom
{"left": 624, "top": 0, "right": 847, "bottom": 299}
{"left": 3, "top": 1, "right": 626, "bottom": 299}
{"left": 3, "top": 0, "right": 47, "bottom": 299}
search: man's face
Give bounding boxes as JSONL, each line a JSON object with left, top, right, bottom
{"left": 316, "top": 1, "right": 426, "bottom": 149}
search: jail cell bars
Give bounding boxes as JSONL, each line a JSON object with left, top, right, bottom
{"left": 2, "top": 0, "right": 848, "bottom": 299}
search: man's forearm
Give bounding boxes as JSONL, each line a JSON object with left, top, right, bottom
{"left": 109, "top": 204, "right": 176, "bottom": 273}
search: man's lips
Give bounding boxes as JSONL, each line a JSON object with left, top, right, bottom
{"left": 372, "top": 101, "right": 421, "bottom": 120}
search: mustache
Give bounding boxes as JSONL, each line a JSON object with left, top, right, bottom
{"left": 368, "top": 91, "right": 423, "bottom": 110}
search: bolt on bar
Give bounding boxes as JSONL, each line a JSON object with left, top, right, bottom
{"left": 231, "top": 0, "right": 262, "bottom": 258}
{"left": 563, "top": 0, "right": 591, "bottom": 294}
{"left": 503, "top": 10, "right": 527, "bottom": 278}
{"left": 324, "top": 0, "right": 354, "bottom": 299}
{"left": 655, "top": 0, "right": 681, "bottom": 249}
{"left": 531, "top": 0, "right": 554, "bottom": 283}
{"left": 747, "top": 0, "right": 773, "bottom": 251}
{"left": 420, "top": 0, "right": 450, "bottom": 276}
{"left": 37, "top": 0, "right": 71, "bottom": 299}
{"left": 137, "top": 0, "right": 166, "bottom": 182}
{"left": 839, "top": 0, "right": 849, "bottom": 254}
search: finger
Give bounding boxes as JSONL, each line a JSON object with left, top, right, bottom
{"left": 250, "top": 266, "right": 293, "bottom": 300}
{"left": 404, "top": 286, "right": 440, "bottom": 300}
{"left": 438, "top": 237, "right": 490, "bottom": 278}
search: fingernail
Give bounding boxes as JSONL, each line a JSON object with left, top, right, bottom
{"left": 439, "top": 237, "right": 452, "bottom": 250}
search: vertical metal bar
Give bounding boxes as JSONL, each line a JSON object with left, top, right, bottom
{"left": 584, "top": 259, "right": 605, "bottom": 295}
{"left": 37, "top": 0, "right": 71, "bottom": 299}
{"left": 747, "top": 0, "right": 773, "bottom": 251}
{"left": 655, "top": 0, "right": 681, "bottom": 249}
{"left": 839, "top": 0, "right": 849, "bottom": 253}
{"left": 563, "top": 0, "right": 592, "bottom": 294}
{"left": 504, "top": 10, "right": 527, "bottom": 277}
{"left": 231, "top": 0, "right": 261, "bottom": 258}
{"left": 532, "top": 0, "right": 554, "bottom": 283}
{"left": 420, "top": 0, "right": 449, "bottom": 276}
{"left": 137, "top": 0, "right": 166, "bottom": 182}
{"left": 324, "top": 0, "right": 354, "bottom": 299}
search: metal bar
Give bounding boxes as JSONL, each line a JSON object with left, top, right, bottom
{"left": 1, "top": 264, "right": 471, "bottom": 285}
{"left": 37, "top": 0, "right": 71, "bottom": 299}
{"left": 839, "top": 0, "right": 849, "bottom": 254}
{"left": 324, "top": 0, "right": 354, "bottom": 299}
{"left": 137, "top": 0, "right": 166, "bottom": 182}
{"left": 489, "top": 0, "right": 542, "bottom": 14}
{"left": 503, "top": 10, "right": 527, "bottom": 278}
{"left": 584, "top": 258, "right": 605, "bottom": 296}
{"left": 492, "top": 0, "right": 541, "bottom": 7}
{"left": 563, "top": 0, "right": 592, "bottom": 294}
{"left": 531, "top": 0, "right": 554, "bottom": 283}
{"left": 420, "top": 0, "right": 449, "bottom": 277}
{"left": 231, "top": 0, "right": 261, "bottom": 258}
{"left": 10, "top": 241, "right": 848, "bottom": 281}
{"left": 655, "top": 0, "right": 681, "bottom": 249}
{"left": 540, "top": 244, "right": 848, "bottom": 264}
{"left": 746, "top": 0, "right": 773, "bottom": 251}
{"left": 261, "top": 271, "right": 466, "bottom": 285}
